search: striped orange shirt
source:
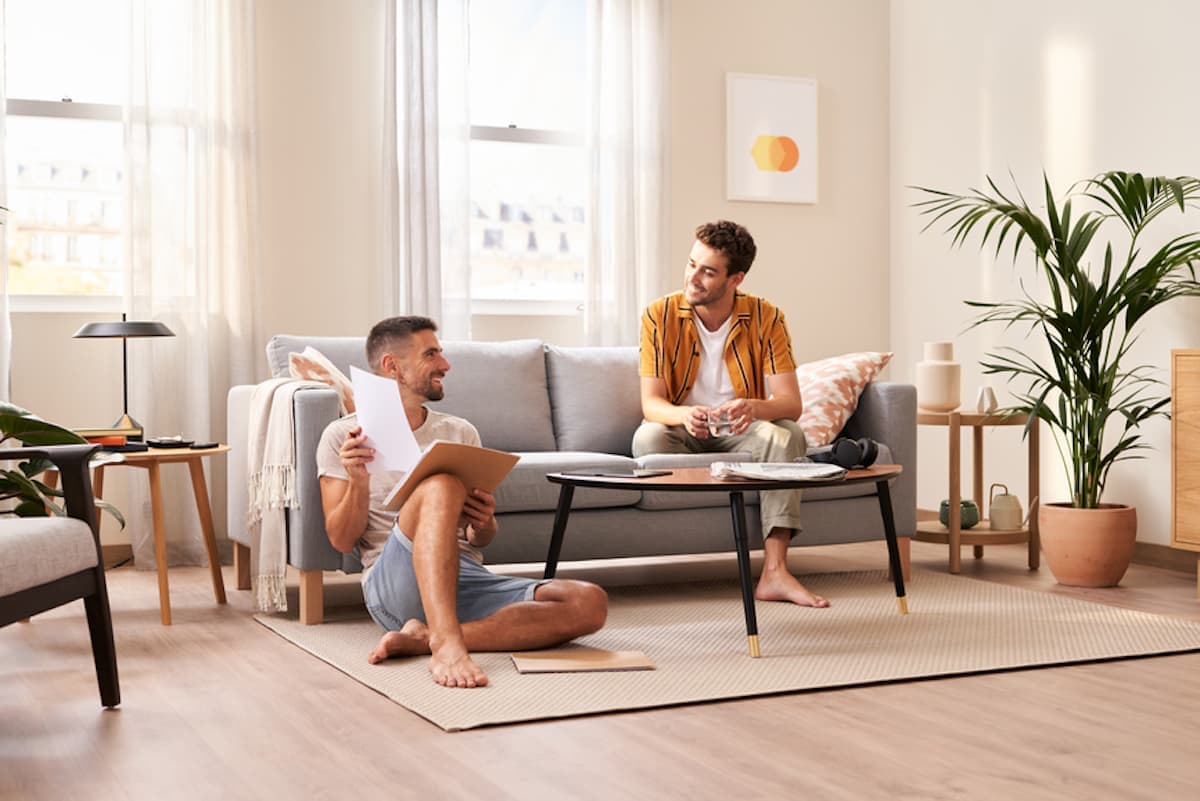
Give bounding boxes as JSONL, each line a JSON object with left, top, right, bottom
{"left": 638, "top": 291, "right": 797, "bottom": 405}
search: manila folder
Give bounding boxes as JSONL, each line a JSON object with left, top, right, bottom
{"left": 382, "top": 441, "right": 519, "bottom": 512}
{"left": 511, "top": 648, "right": 656, "bottom": 673}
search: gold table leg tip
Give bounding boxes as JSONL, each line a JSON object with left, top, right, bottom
{"left": 897, "top": 596, "right": 909, "bottom": 615}
{"left": 747, "top": 634, "right": 761, "bottom": 658}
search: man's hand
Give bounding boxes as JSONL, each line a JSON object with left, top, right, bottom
{"left": 684, "top": 405, "right": 712, "bottom": 439}
{"left": 462, "top": 488, "right": 498, "bottom": 547}
{"left": 715, "top": 398, "right": 756, "bottom": 436}
{"left": 339, "top": 426, "right": 374, "bottom": 484}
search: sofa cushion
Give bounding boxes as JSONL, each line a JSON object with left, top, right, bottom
{"left": 495, "top": 452, "right": 642, "bottom": 513}
{"left": 545, "top": 345, "right": 642, "bottom": 455}
{"left": 267, "top": 335, "right": 367, "bottom": 378}
{"left": 796, "top": 352, "right": 893, "bottom": 447}
{"left": 432, "top": 339, "right": 557, "bottom": 452}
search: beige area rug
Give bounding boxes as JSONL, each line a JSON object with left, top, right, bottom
{"left": 255, "top": 570, "right": 1200, "bottom": 731}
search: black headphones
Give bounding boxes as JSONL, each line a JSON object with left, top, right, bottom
{"left": 810, "top": 437, "right": 879, "bottom": 470}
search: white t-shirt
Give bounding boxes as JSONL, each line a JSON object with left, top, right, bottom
{"left": 316, "top": 409, "right": 484, "bottom": 580}
{"left": 684, "top": 315, "right": 735, "bottom": 408}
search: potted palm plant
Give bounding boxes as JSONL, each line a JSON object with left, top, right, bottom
{"left": 914, "top": 171, "right": 1200, "bottom": 586}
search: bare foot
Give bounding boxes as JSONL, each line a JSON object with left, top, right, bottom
{"left": 367, "top": 619, "right": 431, "bottom": 664}
{"left": 428, "top": 635, "right": 488, "bottom": 689}
{"left": 754, "top": 566, "right": 830, "bottom": 608}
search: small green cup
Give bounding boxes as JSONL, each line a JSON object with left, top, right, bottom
{"left": 939, "top": 498, "right": 980, "bottom": 529}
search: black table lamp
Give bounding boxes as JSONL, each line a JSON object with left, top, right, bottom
{"left": 73, "top": 313, "right": 175, "bottom": 440}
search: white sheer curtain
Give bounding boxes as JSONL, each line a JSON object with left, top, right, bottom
{"left": 0, "top": 4, "right": 10, "bottom": 403}
{"left": 125, "top": 0, "right": 262, "bottom": 566}
{"left": 386, "top": 0, "right": 667, "bottom": 344}
{"left": 384, "top": 0, "right": 472, "bottom": 339}
{"left": 585, "top": 0, "right": 670, "bottom": 346}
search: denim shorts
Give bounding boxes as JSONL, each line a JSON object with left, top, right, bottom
{"left": 362, "top": 528, "right": 543, "bottom": 631}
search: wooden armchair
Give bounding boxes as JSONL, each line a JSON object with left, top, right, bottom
{"left": 0, "top": 444, "right": 120, "bottom": 708}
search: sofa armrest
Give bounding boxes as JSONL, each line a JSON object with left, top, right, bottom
{"left": 226, "top": 385, "right": 255, "bottom": 546}
{"left": 226, "top": 384, "right": 349, "bottom": 572}
{"left": 285, "top": 387, "right": 352, "bottom": 572}
{"left": 840, "top": 381, "right": 917, "bottom": 536}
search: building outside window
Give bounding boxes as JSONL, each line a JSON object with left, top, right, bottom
{"left": 467, "top": 0, "right": 586, "bottom": 315}
{"left": 4, "top": 0, "right": 129, "bottom": 309}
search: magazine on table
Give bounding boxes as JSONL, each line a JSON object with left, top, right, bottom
{"left": 709, "top": 461, "right": 847, "bottom": 481}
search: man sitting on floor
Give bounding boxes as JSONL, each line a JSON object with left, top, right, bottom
{"left": 318, "top": 315, "right": 608, "bottom": 688}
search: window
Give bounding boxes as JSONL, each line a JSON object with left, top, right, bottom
{"left": 467, "top": 0, "right": 587, "bottom": 315}
{"left": 4, "top": 0, "right": 130, "bottom": 308}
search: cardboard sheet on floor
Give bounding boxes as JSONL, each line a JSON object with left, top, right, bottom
{"left": 511, "top": 647, "right": 656, "bottom": 673}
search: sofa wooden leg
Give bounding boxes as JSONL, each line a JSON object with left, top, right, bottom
{"left": 888, "top": 536, "right": 912, "bottom": 582}
{"left": 233, "top": 542, "right": 251, "bottom": 591}
{"left": 299, "top": 570, "right": 324, "bottom": 625}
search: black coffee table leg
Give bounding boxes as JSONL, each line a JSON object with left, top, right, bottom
{"left": 876, "top": 479, "right": 909, "bottom": 614}
{"left": 543, "top": 484, "right": 576, "bottom": 580}
{"left": 727, "top": 490, "right": 761, "bottom": 657}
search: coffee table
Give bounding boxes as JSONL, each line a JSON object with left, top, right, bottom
{"left": 544, "top": 464, "right": 907, "bottom": 657}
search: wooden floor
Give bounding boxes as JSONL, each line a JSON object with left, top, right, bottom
{"left": 3, "top": 541, "right": 1200, "bottom": 801}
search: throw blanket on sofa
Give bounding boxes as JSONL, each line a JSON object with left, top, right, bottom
{"left": 246, "top": 378, "right": 325, "bottom": 612}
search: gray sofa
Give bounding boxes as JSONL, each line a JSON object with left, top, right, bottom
{"left": 227, "top": 336, "right": 917, "bottom": 623}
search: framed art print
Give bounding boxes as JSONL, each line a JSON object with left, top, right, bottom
{"left": 726, "top": 73, "right": 818, "bottom": 203}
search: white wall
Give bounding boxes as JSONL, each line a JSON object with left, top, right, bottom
{"left": 671, "top": 0, "right": 891, "bottom": 363}
{"left": 891, "top": 0, "right": 1200, "bottom": 544}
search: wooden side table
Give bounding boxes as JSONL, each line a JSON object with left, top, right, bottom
{"left": 915, "top": 412, "right": 1039, "bottom": 573}
{"left": 94, "top": 445, "right": 230, "bottom": 625}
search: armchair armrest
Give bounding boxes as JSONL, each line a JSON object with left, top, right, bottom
{"left": 2, "top": 444, "right": 103, "bottom": 534}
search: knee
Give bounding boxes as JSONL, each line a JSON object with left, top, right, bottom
{"left": 409, "top": 472, "right": 467, "bottom": 508}
{"left": 568, "top": 581, "right": 608, "bottom": 635}
{"left": 761, "top": 418, "right": 807, "bottom": 457}
{"left": 632, "top": 421, "right": 675, "bottom": 457}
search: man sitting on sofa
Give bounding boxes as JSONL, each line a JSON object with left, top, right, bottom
{"left": 633, "top": 219, "right": 829, "bottom": 608}
{"left": 318, "top": 315, "right": 608, "bottom": 688}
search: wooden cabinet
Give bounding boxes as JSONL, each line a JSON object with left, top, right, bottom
{"left": 915, "top": 411, "right": 1040, "bottom": 573}
{"left": 1171, "top": 350, "right": 1200, "bottom": 594}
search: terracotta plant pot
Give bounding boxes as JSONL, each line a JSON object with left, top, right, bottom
{"left": 1038, "top": 502, "right": 1137, "bottom": 587}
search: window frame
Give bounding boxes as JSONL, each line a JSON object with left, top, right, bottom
{"left": 467, "top": 124, "right": 587, "bottom": 317}
{"left": 5, "top": 97, "right": 125, "bottom": 313}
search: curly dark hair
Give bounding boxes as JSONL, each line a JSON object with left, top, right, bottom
{"left": 694, "top": 220, "right": 757, "bottom": 275}
{"left": 366, "top": 315, "right": 438, "bottom": 371}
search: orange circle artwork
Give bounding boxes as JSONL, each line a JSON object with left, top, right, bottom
{"left": 751, "top": 135, "right": 800, "bottom": 172}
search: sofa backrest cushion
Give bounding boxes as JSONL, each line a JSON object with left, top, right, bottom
{"left": 267, "top": 335, "right": 367, "bottom": 379}
{"left": 545, "top": 345, "right": 641, "bottom": 456}
{"left": 432, "top": 339, "right": 557, "bottom": 452}
{"left": 266, "top": 335, "right": 557, "bottom": 453}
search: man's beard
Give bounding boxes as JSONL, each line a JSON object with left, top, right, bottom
{"left": 419, "top": 375, "right": 445, "bottom": 402}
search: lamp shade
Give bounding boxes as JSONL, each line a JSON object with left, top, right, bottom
{"left": 72, "top": 316, "right": 175, "bottom": 439}
{"left": 72, "top": 321, "right": 175, "bottom": 339}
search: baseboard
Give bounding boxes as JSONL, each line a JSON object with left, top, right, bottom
{"left": 1132, "top": 542, "right": 1196, "bottom": 574}
{"left": 101, "top": 544, "right": 134, "bottom": 569}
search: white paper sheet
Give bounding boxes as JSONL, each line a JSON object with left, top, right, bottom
{"left": 349, "top": 366, "right": 421, "bottom": 474}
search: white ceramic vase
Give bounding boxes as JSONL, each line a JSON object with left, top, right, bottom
{"left": 915, "top": 341, "right": 961, "bottom": 412}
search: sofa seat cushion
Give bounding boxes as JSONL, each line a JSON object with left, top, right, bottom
{"left": 545, "top": 345, "right": 642, "bottom": 455}
{"left": 494, "top": 452, "right": 642, "bottom": 514}
{"left": 0, "top": 517, "right": 97, "bottom": 596}
{"left": 631, "top": 443, "right": 896, "bottom": 511}
{"left": 433, "top": 339, "right": 557, "bottom": 453}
